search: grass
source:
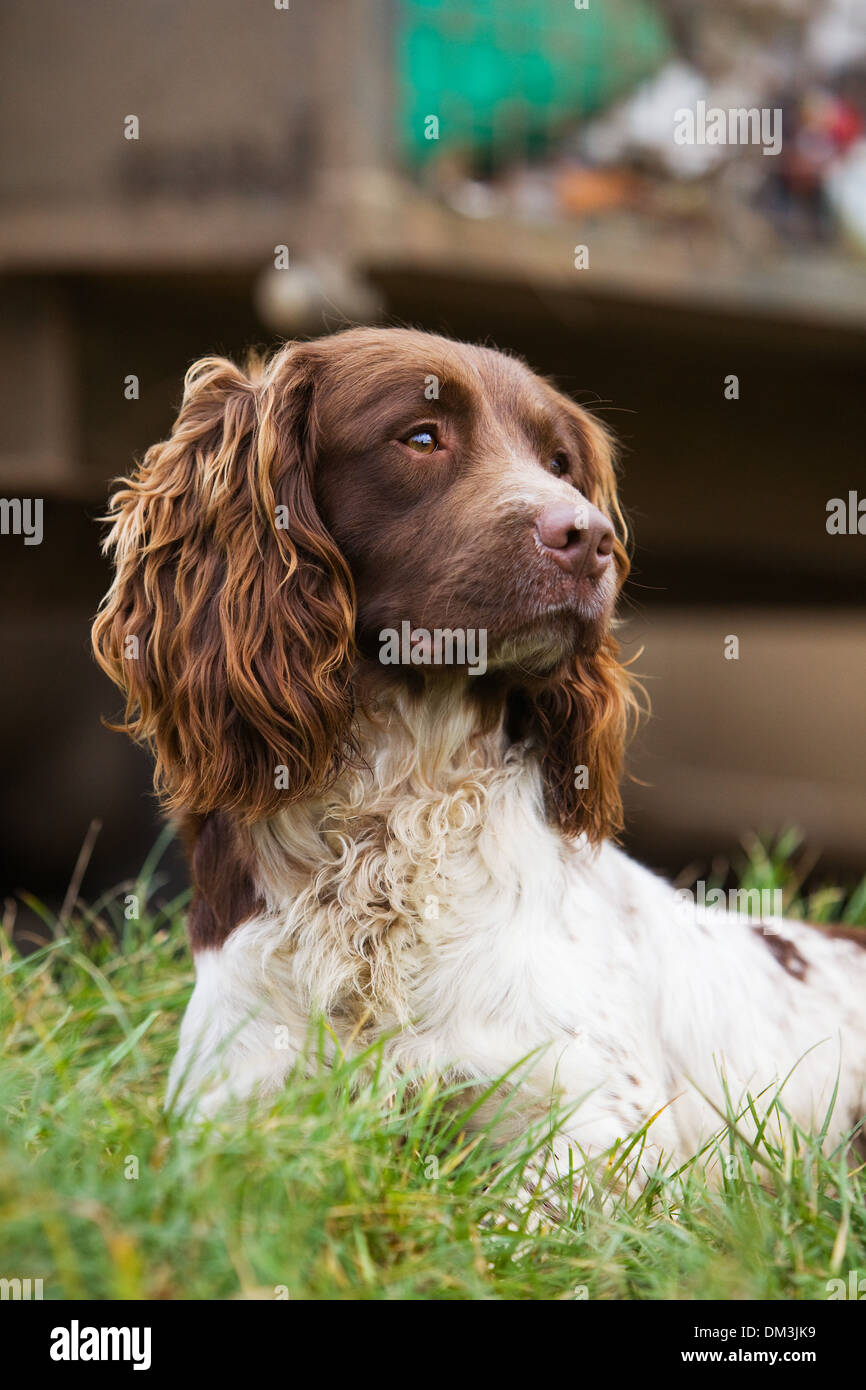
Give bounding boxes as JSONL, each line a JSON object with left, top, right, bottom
{"left": 0, "top": 829, "right": 864, "bottom": 1301}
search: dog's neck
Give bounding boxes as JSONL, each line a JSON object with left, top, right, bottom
{"left": 253, "top": 679, "right": 521, "bottom": 889}
{"left": 245, "top": 679, "right": 566, "bottom": 1022}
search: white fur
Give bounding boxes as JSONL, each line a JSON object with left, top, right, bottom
{"left": 168, "top": 687, "right": 866, "bottom": 1186}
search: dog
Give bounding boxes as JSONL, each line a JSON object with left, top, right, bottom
{"left": 92, "top": 327, "right": 866, "bottom": 1186}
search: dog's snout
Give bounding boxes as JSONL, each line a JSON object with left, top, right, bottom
{"left": 535, "top": 500, "right": 615, "bottom": 579}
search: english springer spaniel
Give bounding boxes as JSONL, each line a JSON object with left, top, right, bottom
{"left": 93, "top": 327, "right": 866, "bottom": 1187}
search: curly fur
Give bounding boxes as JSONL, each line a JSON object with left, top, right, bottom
{"left": 92, "top": 349, "right": 357, "bottom": 820}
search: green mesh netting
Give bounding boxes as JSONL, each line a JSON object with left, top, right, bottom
{"left": 398, "top": 0, "right": 671, "bottom": 168}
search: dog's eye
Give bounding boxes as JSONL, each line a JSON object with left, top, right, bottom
{"left": 549, "top": 453, "right": 568, "bottom": 477}
{"left": 403, "top": 428, "right": 439, "bottom": 454}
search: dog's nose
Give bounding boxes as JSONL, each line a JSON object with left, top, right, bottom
{"left": 535, "top": 500, "right": 615, "bottom": 579}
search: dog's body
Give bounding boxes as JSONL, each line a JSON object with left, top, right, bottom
{"left": 93, "top": 327, "right": 866, "bottom": 1183}
{"left": 170, "top": 687, "right": 866, "bottom": 1175}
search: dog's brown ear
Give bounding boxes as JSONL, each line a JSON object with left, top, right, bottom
{"left": 530, "top": 640, "right": 639, "bottom": 843}
{"left": 527, "top": 394, "right": 639, "bottom": 843}
{"left": 92, "top": 346, "right": 356, "bottom": 820}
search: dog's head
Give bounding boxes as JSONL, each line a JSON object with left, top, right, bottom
{"left": 93, "top": 327, "right": 638, "bottom": 841}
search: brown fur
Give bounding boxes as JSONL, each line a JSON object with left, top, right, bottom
{"left": 92, "top": 349, "right": 357, "bottom": 821}
{"left": 805, "top": 920, "right": 866, "bottom": 949}
{"left": 181, "top": 812, "right": 264, "bottom": 950}
{"left": 752, "top": 925, "right": 810, "bottom": 981}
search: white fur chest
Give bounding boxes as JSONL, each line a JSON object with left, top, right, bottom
{"left": 171, "top": 692, "right": 866, "bottom": 1177}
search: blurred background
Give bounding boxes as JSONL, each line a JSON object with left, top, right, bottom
{"left": 1, "top": 0, "right": 865, "bottom": 922}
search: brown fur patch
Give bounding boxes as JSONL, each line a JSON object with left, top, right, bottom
{"left": 804, "top": 920, "right": 866, "bottom": 949}
{"left": 751, "top": 925, "right": 809, "bottom": 981}
{"left": 181, "top": 812, "right": 264, "bottom": 950}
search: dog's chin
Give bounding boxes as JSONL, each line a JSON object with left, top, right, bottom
{"left": 353, "top": 571, "right": 615, "bottom": 681}
{"left": 488, "top": 609, "right": 609, "bottom": 675}
{"left": 486, "top": 572, "right": 616, "bottom": 673}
